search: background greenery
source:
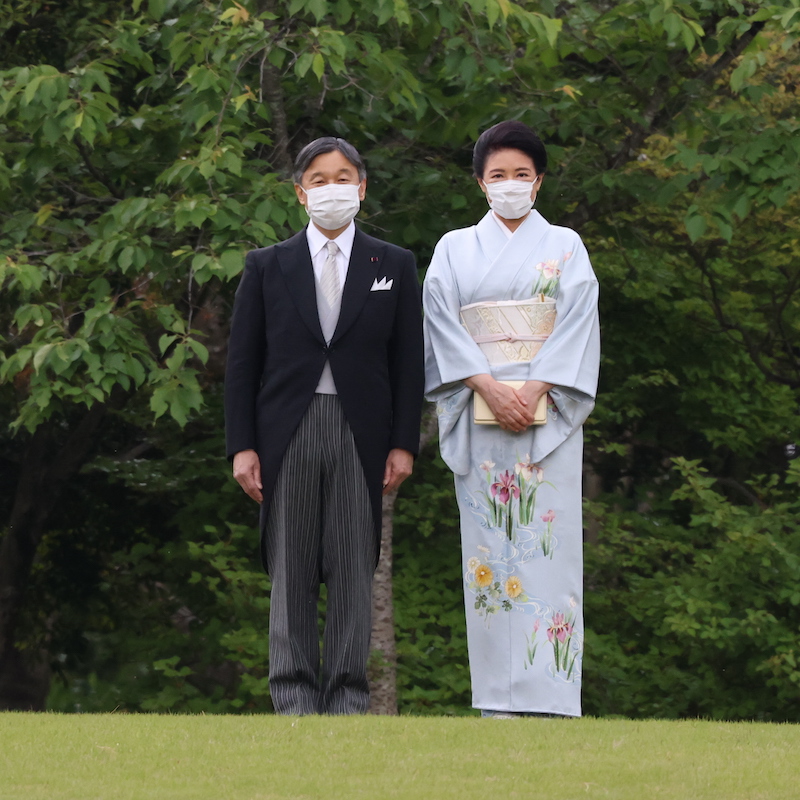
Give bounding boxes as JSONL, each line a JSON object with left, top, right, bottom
{"left": 1, "top": 0, "right": 799, "bottom": 718}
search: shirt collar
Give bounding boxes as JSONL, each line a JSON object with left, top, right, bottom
{"left": 306, "top": 220, "right": 356, "bottom": 260}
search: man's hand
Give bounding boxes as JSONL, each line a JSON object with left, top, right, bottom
{"left": 465, "top": 374, "right": 535, "bottom": 432}
{"left": 233, "top": 449, "right": 263, "bottom": 503}
{"left": 383, "top": 448, "right": 414, "bottom": 495}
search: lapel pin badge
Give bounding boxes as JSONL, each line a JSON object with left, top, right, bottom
{"left": 370, "top": 257, "right": 379, "bottom": 262}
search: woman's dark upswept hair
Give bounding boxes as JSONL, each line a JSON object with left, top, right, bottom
{"left": 472, "top": 121, "right": 547, "bottom": 178}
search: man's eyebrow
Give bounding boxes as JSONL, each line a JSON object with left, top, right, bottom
{"left": 308, "top": 167, "right": 356, "bottom": 179}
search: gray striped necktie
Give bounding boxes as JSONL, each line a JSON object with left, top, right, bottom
{"left": 320, "top": 240, "right": 341, "bottom": 308}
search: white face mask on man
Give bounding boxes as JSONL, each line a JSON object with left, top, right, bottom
{"left": 302, "top": 183, "right": 361, "bottom": 230}
{"left": 484, "top": 179, "right": 537, "bottom": 220}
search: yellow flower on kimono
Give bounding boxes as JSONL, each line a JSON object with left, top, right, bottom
{"left": 475, "top": 564, "right": 494, "bottom": 587}
{"left": 505, "top": 576, "right": 523, "bottom": 598}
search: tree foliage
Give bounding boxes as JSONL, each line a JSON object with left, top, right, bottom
{"left": 1, "top": 0, "right": 799, "bottom": 715}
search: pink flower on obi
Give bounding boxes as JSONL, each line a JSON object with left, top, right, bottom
{"left": 491, "top": 470, "right": 520, "bottom": 505}
{"left": 536, "top": 259, "right": 560, "bottom": 279}
{"left": 547, "top": 612, "right": 574, "bottom": 643}
{"left": 533, "top": 618, "right": 541, "bottom": 634}
{"left": 541, "top": 509, "right": 556, "bottom": 523}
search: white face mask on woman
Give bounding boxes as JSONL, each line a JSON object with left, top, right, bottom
{"left": 302, "top": 183, "right": 361, "bottom": 230}
{"left": 484, "top": 179, "right": 536, "bottom": 220}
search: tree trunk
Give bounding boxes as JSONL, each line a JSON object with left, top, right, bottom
{"left": 0, "top": 405, "right": 107, "bottom": 710}
{"left": 368, "top": 406, "right": 438, "bottom": 715}
{"left": 368, "top": 490, "right": 400, "bottom": 715}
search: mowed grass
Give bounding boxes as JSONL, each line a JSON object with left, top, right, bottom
{"left": 2, "top": 713, "right": 799, "bottom": 799}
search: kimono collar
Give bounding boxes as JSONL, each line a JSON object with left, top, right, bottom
{"left": 475, "top": 210, "right": 548, "bottom": 262}
{"left": 492, "top": 211, "right": 514, "bottom": 239}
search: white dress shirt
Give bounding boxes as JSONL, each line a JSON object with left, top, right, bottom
{"left": 306, "top": 221, "right": 356, "bottom": 394}
{"left": 306, "top": 220, "right": 356, "bottom": 287}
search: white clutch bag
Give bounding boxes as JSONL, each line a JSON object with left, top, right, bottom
{"left": 473, "top": 381, "right": 547, "bottom": 426}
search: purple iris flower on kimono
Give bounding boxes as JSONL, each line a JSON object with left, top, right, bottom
{"left": 422, "top": 120, "right": 600, "bottom": 719}
{"left": 490, "top": 471, "right": 520, "bottom": 505}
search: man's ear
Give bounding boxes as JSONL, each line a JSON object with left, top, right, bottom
{"left": 294, "top": 183, "right": 306, "bottom": 206}
{"left": 358, "top": 178, "right": 367, "bottom": 201}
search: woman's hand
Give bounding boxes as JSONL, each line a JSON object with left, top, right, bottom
{"left": 465, "top": 374, "right": 535, "bottom": 432}
{"left": 518, "top": 380, "right": 554, "bottom": 415}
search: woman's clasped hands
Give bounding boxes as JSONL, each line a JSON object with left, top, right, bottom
{"left": 465, "top": 374, "right": 553, "bottom": 432}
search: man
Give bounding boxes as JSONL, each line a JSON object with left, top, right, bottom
{"left": 225, "top": 137, "right": 424, "bottom": 715}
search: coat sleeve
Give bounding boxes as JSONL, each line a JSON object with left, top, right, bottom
{"left": 224, "top": 250, "right": 266, "bottom": 459}
{"left": 387, "top": 249, "right": 425, "bottom": 455}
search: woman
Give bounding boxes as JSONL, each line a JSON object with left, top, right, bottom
{"left": 423, "top": 121, "right": 600, "bottom": 717}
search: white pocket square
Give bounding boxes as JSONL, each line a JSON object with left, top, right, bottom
{"left": 370, "top": 277, "right": 393, "bottom": 291}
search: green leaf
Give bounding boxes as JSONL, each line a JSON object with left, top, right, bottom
{"left": 33, "top": 343, "right": 55, "bottom": 372}
{"left": 118, "top": 246, "right": 135, "bottom": 271}
{"left": 148, "top": 0, "right": 166, "bottom": 20}
{"left": 187, "top": 338, "right": 209, "bottom": 364}
{"left": 158, "top": 334, "right": 178, "bottom": 355}
{"left": 312, "top": 53, "right": 325, "bottom": 80}
{"left": 486, "top": 0, "right": 499, "bottom": 28}
{"left": 295, "top": 53, "right": 314, "bottom": 78}
{"left": 685, "top": 214, "right": 707, "bottom": 243}
{"left": 23, "top": 75, "right": 45, "bottom": 105}
{"left": 219, "top": 250, "right": 243, "bottom": 278}
{"left": 307, "top": 0, "right": 327, "bottom": 22}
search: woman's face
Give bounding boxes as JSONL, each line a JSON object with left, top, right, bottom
{"left": 477, "top": 147, "right": 542, "bottom": 202}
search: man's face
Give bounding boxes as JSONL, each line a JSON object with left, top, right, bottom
{"left": 294, "top": 149, "right": 367, "bottom": 207}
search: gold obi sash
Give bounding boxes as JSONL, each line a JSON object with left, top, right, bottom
{"left": 460, "top": 296, "right": 557, "bottom": 364}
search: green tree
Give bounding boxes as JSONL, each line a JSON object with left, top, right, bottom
{"left": 2, "top": 0, "right": 799, "bottom": 715}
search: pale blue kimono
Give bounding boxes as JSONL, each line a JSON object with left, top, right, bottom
{"left": 423, "top": 210, "right": 600, "bottom": 716}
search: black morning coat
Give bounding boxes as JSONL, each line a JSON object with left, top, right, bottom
{"left": 224, "top": 225, "right": 425, "bottom": 570}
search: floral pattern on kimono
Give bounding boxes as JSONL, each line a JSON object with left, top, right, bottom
{"left": 423, "top": 210, "right": 600, "bottom": 716}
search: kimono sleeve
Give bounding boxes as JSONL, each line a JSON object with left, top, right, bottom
{"left": 422, "top": 234, "right": 490, "bottom": 475}
{"left": 422, "top": 234, "right": 491, "bottom": 398}
{"left": 527, "top": 233, "right": 600, "bottom": 445}
{"left": 528, "top": 234, "right": 599, "bottom": 398}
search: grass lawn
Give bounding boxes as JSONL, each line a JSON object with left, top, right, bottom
{"left": 2, "top": 713, "right": 798, "bottom": 799}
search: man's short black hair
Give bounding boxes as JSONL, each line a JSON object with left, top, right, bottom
{"left": 472, "top": 121, "right": 547, "bottom": 178}
{"left": 293, "top": 137, "right": 367, "bottom": 184}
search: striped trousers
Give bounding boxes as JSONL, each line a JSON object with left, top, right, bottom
{"left": 264, "top": 394, "right": 377, "bottom": 715}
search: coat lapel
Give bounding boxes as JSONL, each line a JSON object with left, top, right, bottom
{"left": 331, "top": 228, "right": 381, "bottom": 345}
{"left": 275, "top": 230, "right": 325, "bottom": 344}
